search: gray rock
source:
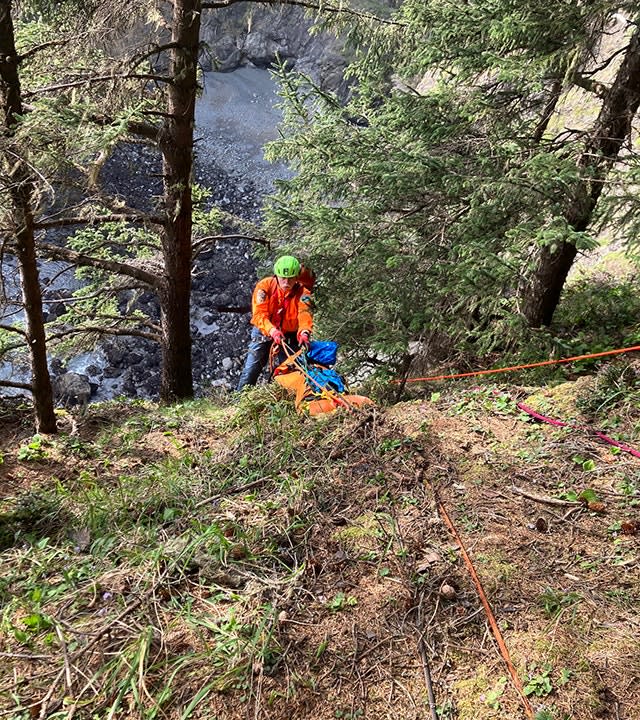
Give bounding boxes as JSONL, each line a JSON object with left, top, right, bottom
{"left": 54, "top": 372, "right": 91, "bottom": 409}
{"left": 199, "top": 4, "right": 351, "bottom": 95}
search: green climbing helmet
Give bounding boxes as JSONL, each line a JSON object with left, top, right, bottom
{"left": 273, "top": 255, "right": 301, "bottom": 278}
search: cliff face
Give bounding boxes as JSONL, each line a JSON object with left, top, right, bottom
{"left": 199, "top": 4, "right": 350, "bottom": 95}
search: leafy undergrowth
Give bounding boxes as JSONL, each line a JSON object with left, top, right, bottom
{"left": 0, "top": 370, "right": 639, "bottom": 720}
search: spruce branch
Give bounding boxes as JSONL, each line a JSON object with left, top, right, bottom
{"left": 46, "top": 325, "right": 160, "bottom": 343}
{"left": 82, "top": 313, "right": 162, "bottom": 334}
{"left": 18, "top": 39, "right": 71, "bottom": 63}
{"left": 192, "top": 233, "right": 270, "bottom": 254}
{"left": 84, "top": 112, "right": 161, "bottom": 142}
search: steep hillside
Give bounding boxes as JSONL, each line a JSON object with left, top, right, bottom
{"left": 0, "top": 374, "right": 639, "bottom": 720}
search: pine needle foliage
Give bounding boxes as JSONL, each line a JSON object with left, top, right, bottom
{"left": 265, "top": 1, "right": 640, "bottom": 376}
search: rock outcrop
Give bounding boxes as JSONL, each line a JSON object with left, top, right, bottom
{"left": 200, "top": 4, "right": 350, "bottom": 96}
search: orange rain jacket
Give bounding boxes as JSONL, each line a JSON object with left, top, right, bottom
{"left": 251, "top": 276, "right": 314, "bottom": 337}
{"left": 297, "top": 265, "right": 316, "bottom": 291}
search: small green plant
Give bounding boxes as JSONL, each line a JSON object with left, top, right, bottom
{"left": 557, "top": 667, "right": 572, "bottom": 686}
{"left": 493, "top": 393, "right": 516, "bottom": 414}
{"left": 17, "top": 435, "right": 48, "bottom": 461}
{"left": 576, "top": 359, "right": 640, "bottom": 417}
{"left": 617, "top": 477, "right": 640, "bottom": 506}
{"left": 377, "top": 437, "right": 402, "bottom": 454}
{"left": 534, "top": 703, "right": 574, "bottom": 720}
{"left": 524, "top": 664, "right": 553, "bottom": 697}
{"left": 571, "top": 455, "right": 596, "bottom": 472}
{"left": 327, "top": 592, "right": 358, "bottom": 611}
{"left": 618, "top": 477, "right": 638, "bottom": 495}
{"left": 59, "top": 435, "right": 95, "bottom": 458}
{"left": 436, "top": 700, "right": 455, "bottom": 718}
{"left": 577, "top": 557, "right": 599, "bottom": 571}
{"left": 609, "top": 536, "right": 636, "bottom": 567}
{"left": 607, "top": 520, "right": 623, "bottom": 536}
{"left": 555, "top": 485, "right": 599, "bottom": 503}
{"left": 334, "top": 709, "right": 363, "bottom": 719}
{"left": 535, "top": 710, "right": 554, "bottom": 720}
{"left": 538, "top": 587, "right": 581, "bottom": 618}
{"left": 0, "top": 491, "right": 72, "bottom": 549}
{"left": 484, "top": 675, "right": 507, "bottom": 709}
{"left": 314, "top": 636, "right": 330, "bottom": 659}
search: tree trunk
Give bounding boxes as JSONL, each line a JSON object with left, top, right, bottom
{"left": 522, "top": 25, "right": 640, "bottom": 327}
{"left": 157, "top": 0, "right": 201, "bottom": 402}
{"left": 0, "top": 0, "right": 57, "bottom": 432}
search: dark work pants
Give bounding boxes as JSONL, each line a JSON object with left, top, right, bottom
{"left": 236, "top": 328, "right": 299, "bottom": 391}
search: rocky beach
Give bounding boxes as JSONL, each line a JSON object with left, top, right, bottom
{"left": 1, "top": 67, "right": 292, "bottom": 402}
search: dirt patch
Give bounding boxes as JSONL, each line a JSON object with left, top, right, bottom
{"left": 0, "top": 387, "right": 638, "bottom": 720}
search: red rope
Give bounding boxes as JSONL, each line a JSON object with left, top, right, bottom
{"left": 436, "top": 498, "right": 536, "bottom": 720}
{"left": 517, "top": 402, "right": 640, "bottom": 459}
{"left": 395, "top": 344, "right": 640, "bottom": 384}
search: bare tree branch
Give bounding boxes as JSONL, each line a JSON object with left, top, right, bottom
{"left": 128, "top": 42, "right": 183, "bottom": 70}
{"left": 36, "top": 241, "right": 161, "bottom": 288}
{"left": 0, "top": 379, "right": 32, "bottom": 390}
{"left": 582, "top": 43, "right": 631, "bottom": 78}
{"left": 0, "top": 323, "right": 27, "bottom": 337}
{"left": 571, "top": 73, "right": 609, "bottom": 98}
{"left": 23, "top": 73, "right": 174, "bottom": 98}
{"left": 34, "top": 212, "right": 164, "bottom": 230}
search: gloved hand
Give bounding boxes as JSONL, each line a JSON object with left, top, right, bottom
{"left": 297, "top": 330, "right": 311, "bottom": 348}
{"left": 269, "top": 328, "right": 285, "bottom": 345}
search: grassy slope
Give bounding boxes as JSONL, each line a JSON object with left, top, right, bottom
{"left": 0, "top": 373, "right": 639, "bottom": 720}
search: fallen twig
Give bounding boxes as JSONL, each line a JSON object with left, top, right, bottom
{"left": 194, "top": 476, "right": 269, "bottom": 508}
{"left": 55, "top": 624, "right": 73, "bottom": 695}
{"left": 511, "top": 485, "right": 581, "bottom": 507}
{"left": 415, "top": 595, "right": 439, "bottom": 720}
{"left": 38, "top": 666, "right": 66, "bottom": 720}
{"left": 435, "top": 494, "right": 536, "bottom": 719}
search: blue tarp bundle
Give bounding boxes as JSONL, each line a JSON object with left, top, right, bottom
{"left": 306, "top": 340, "right": 338, "bottom": 367}
{"left": 306, "top": 366, "right": 346, "bottom": 395}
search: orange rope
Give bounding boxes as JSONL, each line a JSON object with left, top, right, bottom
{"left": 395, "top": 344, "right": 640, "bottom": 384}
{"left": 437, "top": 498, "right": 536, "bottom": 720}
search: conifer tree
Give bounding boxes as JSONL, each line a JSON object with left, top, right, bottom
{"left": 2, "top": 0, "right": 360, "bottom": 414}
{"left": 0, "top": 0, "right": 56, "bottom": 432}
{"left": 2, "top": 0, "right": 210, "bottom": 404}
{"left": 266, "top": 0, "right": 640, "bottom": 373}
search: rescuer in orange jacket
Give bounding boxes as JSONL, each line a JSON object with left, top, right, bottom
{"left": 236, "top": 256, "right": 314, "bottom": 391}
